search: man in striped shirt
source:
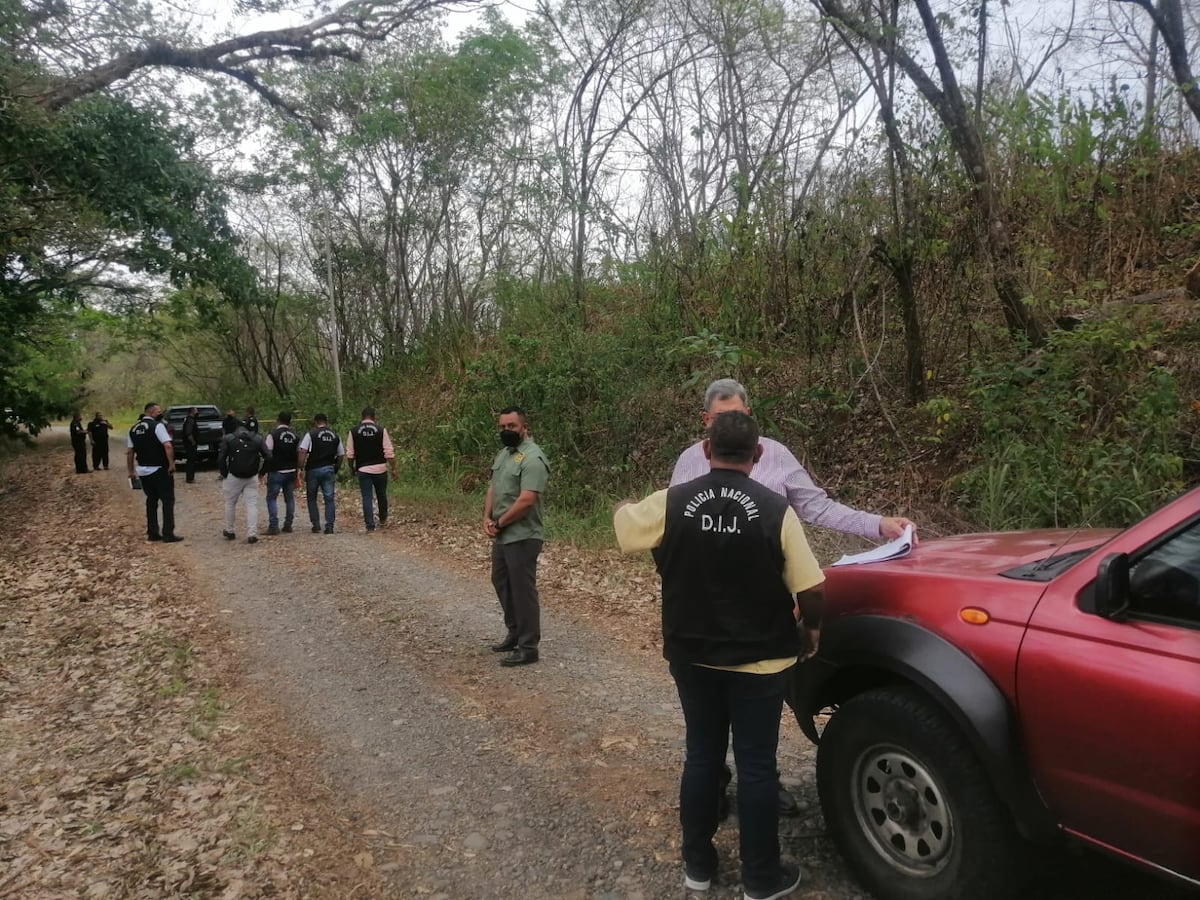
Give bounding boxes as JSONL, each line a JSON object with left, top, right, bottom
{"left": 670, "top": 378, "right": 917, "bottom": 817}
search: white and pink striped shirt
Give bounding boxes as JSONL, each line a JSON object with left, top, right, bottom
{"left": 669, "top": 437, "right": 883, "bottom": 541}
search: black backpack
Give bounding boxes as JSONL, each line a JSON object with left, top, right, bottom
{"left": 226, "top": 433, "right": 260, "bottom": 478}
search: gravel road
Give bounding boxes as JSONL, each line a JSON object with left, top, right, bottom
{"left": 155, "top": 465, "right": 863, "bottom": 900}
{"left": 61, "top": 453, "right": 1191, "bottom": 900}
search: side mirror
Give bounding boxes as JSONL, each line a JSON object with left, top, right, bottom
{"left": 1094, "top": 552, "right": 1131, "bottom": 621}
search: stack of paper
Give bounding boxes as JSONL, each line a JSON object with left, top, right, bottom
{"left": 829, "top": 524, "right": 914, "bottom": 568}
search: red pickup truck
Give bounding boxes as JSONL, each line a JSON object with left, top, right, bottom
{"left": 791, "top": 486, "right": 1200, "bottom": 900}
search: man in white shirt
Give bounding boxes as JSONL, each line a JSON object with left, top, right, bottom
{"left": 126, "top": 402, "right": 182, "bottom": 543}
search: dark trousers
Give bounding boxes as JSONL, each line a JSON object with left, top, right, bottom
{"left": 490, "top": 538, "right": 542, "bottom": 650}
{"left": 140, "top": 468, "right": 176, "bottom": 539}
{"left": 91, "top": 441, "right": 109, "bottom": 470}
{"left": 184, "top": 444, "right": 196, "bottom": 482}
{"left": 72, "top": 438, "right": 88, "bottom": 473}
{"left": 305, "top": 465, "right": 336, "bottom": 527}
{"left": 357, "top": 471, "right": 388, "bottom": 528}
{"left": 266, "top": 471, "right": 295, "bottom": 527}
{"left": 669, "top": 661, "right": 789, "bottom": 893}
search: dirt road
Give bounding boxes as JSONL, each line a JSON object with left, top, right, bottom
{"left": 0, "top": 441, "right": 1187, "bottom": 899}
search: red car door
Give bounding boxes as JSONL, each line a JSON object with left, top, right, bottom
{"left": 1016, "top": 496, "right": 1200, "bottom": 881}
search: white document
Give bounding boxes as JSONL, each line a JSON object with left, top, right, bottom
{"left": 830, "top": 524, "right": 914, "bottom": 568}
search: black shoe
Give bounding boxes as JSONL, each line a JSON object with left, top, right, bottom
{"left": 222, "top": 530, "right": 236, "bottom": 540}
{"left": 490, "top": 638, "right": 518, "bottom": 653}
{"left": 161, "top": 534, "right": 184, "bottom": 543}
{"left": 282, "top": 523, "right": 293, "bottom": 533}
{"left": 778, "top": 785, "right": 800, "bottom": 817}
{"left": 311, "top": 525, "right": 321, "bottom": 533}
{"left": 500, "top": 649, "right": 539, "bottom": 667}
{"left": 185, "top": 478, "right": 195, "bottom": 483}
{"left": 267, "top": 525, "right": 280, "bottom": 536}
{"left": 379, "top": 516, "right": 387, "bottom": 527}
{"left": 147, "top": 534, "right": 162, "bottom": 542}
{"left": 323, "top": 524, "right": 334, "bottom": 534}
{"left": 743, "top": 862, "right": 802, "bottom": 900}
{"left": 247, "top": 536, "right": 258, "bottom": 544}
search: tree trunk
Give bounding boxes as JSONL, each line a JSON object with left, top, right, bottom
{"left": 813, "top": 0, "right": 1044, "bottom": 346}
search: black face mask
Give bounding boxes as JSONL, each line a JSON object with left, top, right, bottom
{"left": 499, "top": 430, "right": 522, "bottom": 448}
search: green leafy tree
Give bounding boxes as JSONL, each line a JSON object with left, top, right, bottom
{"left": 0, "top": 87, "right": 255, "bottom": 432}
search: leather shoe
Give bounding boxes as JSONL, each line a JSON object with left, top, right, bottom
{"left": 161, "top": 534, "right": 184, "bottom": 543}
{"left": 490, "top": 638, "right": 518, "bottom": 653}
{"left": 500, "top": 649, "right": 539, "bottom": 667}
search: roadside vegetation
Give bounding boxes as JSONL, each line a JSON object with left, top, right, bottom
{"left": 3, "top": 0, "right": 1199, "bottom": 535}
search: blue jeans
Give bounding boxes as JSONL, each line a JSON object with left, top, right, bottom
{"left": 668, "top": 661, "right": 789, "bottom": 892}
{"left": 357, "top": 470, "right": 389, "bottom": 528}
{"left": 305, "top": 465, "right": 336, "bottom": 528}
{"left": 266, "top": 470, "right": 296, "bottom": 528}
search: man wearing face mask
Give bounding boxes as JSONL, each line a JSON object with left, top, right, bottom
{"left": 483, "top": 406, "right": 550, "bottom": 667}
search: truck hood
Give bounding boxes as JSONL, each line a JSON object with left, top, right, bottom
{"left": 844, "top": 527, "right": 1120, "bottom": 579}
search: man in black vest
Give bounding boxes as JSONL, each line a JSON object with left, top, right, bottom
{"left": 181, "top": 407, "right": 199, "bottom": 483}
{"left": 346, "top": 406, "right": 397, "bottom": 532}
{"left": 263, "top": 411, "right": 300, "bottom": 535}
{"left": 125, "top": 402, "right": 182, "bottom": 542}
{"left": 297, "top": 412, "right": 345, "bottom": 534}
{"left": 69, "top": 412, "right": 89, "bottom": 474}
{"left": 87, "top": 412, "right": 113, "bottom": 471}
{"left": 614, "top": 412, "right": 823, "bottom": 900}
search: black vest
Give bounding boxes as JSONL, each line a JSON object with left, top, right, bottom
{"left": 305, "top": 426, "right": 339, "bottom": 469}
{"left": 268, "top": 425, "right": 299, "bottom": 471}
{"left": 128, "top": 416, "right": 168, "bottom": 468}
{"left": 351, "top": 421, "right": 386, "bottom": 467}
{"left": 652, "top": 469, "right": 800, "bottom": 666}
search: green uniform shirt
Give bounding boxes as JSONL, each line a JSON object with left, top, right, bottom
{"left": 491, "top": 437, "right": 550, "bottom": 544}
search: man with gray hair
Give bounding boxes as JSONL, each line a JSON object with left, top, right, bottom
{"left": 671, "top": 378, "right": 915, "bottom": 543}
{"left": 670, "top": 377, "right": 917, "bottom": 817}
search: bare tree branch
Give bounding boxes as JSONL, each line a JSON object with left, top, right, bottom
{"left": 31, "top": 0, "right": 482, "bottom": 111}
{"left": 1112, "top": 0, "right": 1200, "bottom": 128}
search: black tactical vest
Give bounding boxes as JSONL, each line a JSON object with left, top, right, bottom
{"left": 305, "top": 426, "right": 340, "bottom": 469}
{"left": 351, "top": 421, "right": 386, "bottom": 467}
{"left": 269, "top": 425, "right": 299, "bottom": 471}
{"left": 128, "top": 416, "right": 168, "bottom": 468}
{"left": 653, "top": 469, "right": 800, "bottom": 666}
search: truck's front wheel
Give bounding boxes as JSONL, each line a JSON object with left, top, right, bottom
{"left": 816, "top": 686, "right": 1028, "bottom": 900}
